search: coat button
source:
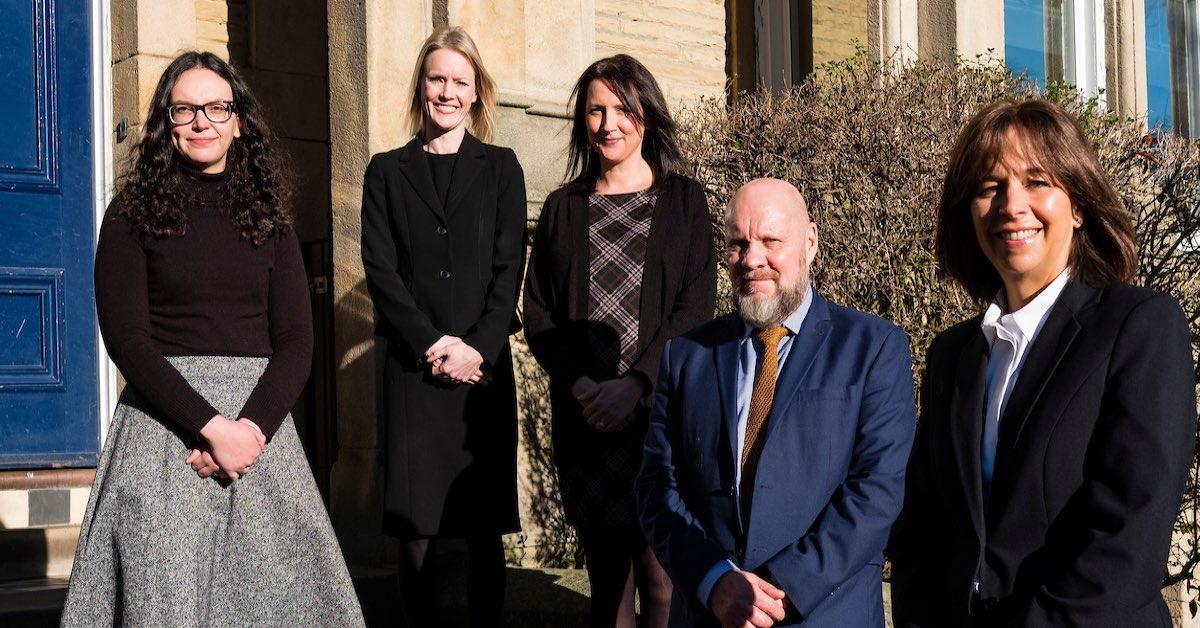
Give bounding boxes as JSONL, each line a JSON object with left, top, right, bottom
{"left": 439, "top": 270, "right": 450, "bottom": 280}
{"left": 436, "top": 226, "right": 447, "bottom": 235}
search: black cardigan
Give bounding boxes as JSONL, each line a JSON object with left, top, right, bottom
{"left": 523, "top": 173, "right": 717, "bottom": 395}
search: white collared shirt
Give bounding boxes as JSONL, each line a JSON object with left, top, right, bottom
{"left": 979, "top": 268, "right": 1072, "bottom": 498}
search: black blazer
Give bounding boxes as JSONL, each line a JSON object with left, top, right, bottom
{"left": 891, "top": 280, "right": 1196, "bottom": 627}
{"left": 522, "top": 173, "right": 717, "bottom": 396}
{"left": 360, "top": 132, "right": 526, "bottom": 536}
{"left": 361, "top": 132, "right": 526, "bottom": 366}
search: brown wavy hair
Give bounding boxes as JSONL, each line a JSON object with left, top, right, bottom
{"left": 117, "top": 51, "right": 292, "bottom": 246}
{"left": 936, "top": 99, "right": 1137, "bottom": 301}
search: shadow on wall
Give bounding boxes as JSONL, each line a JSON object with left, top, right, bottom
{"left": 509, "top": 329, "right": 581, "bottom": 568}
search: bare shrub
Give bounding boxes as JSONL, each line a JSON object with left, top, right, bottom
{"left": 676, "top": 51, "right": 1200, "bottom": 599}
{"left": 510, "top": 52, "right": 1200, "bottom": 596}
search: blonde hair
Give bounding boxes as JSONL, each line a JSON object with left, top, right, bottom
{"left": 407, "top": 26, "right": 497, "bottom": 142}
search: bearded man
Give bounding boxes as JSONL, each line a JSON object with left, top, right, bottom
{"left": 636, "top": 178, "right": 916, "bottom": 627}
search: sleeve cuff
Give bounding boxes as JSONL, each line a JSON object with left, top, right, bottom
{"left": 697, "top": 560, "right": 736, "bottom": 609}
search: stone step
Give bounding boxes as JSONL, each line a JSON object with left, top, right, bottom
{"left": 0, "top": 563, "right": 591, "bottom": 627}
{"left": 351, "top": 563, "right": 591, "bottom": 626}
{"left": 0, "top": 577, "right": 67, "bottom": 628}
{"left": 0, "top": 525, "right": 79, "bottom": 583}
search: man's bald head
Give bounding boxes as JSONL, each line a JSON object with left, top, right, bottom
{"left": 725, "top": 178, "right": 810, "bottom": 228}
{"left": 724, "top": 178, "right": 819, "bottom": 329}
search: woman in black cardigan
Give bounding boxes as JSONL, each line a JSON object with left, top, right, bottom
{"left": 360, "top": 27, "right": 526, "bottom": 626}
{"left": 524, "top": 54, "right": 716, "bottom": 627}
{"left": 890, "top": 100, "right": 1196, "bottom": 627}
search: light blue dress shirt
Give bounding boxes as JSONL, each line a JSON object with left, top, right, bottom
{"left": 696, "top": 285, "right": 814, "bottom": 607}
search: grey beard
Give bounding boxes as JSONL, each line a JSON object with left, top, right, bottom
{"left": 736, "top": 281, "right": 807, "bottom": 329}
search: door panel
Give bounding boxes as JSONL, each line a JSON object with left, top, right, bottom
{"left": 0, "top": 0, "right": 98, "bottom": 468}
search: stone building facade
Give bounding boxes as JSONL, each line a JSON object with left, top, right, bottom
{"left": 1, "top": 0, "right": 1195, "bottom": 623}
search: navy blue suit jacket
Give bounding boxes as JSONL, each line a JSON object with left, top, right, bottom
{"left": 636, "top": 292, "right": 916, "bottom": 627}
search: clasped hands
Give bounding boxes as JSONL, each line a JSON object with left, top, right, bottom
{"left": 425, "top": 335, "right": 489, "bottom": 385}
{"left": 571, "top": 375, "right": 645, "bottom": 432}
{"left": 710, "top": 568, "right": 788, "bottom": 628}
{"left": 187, "top": 415, "right": 266, "bottom": 480}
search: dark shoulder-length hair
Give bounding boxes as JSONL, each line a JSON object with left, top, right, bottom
{"left": 565, "top": 54, "right": 686, "bottom": 189}
{"left": 116, "top": 51, "right": 292, "bottom": 246}
{"left": 935, "top": 99, "right": 1137, "bottom": 301}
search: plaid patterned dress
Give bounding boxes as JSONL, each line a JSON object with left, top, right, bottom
{"left": 558, "top": 190, "right": 656, "bottom": 528}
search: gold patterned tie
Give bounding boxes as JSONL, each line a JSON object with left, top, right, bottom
{"left": 740, "top": 326, "right": 789, "bottom": 504}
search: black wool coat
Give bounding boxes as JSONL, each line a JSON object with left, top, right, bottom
{"left": 361, "top": 132, "right": 526, "bottom": 538}
{"left": 890, "top": 280, "right": 1197, "bottom": 628}
{"left": 522, "top": 173, "right": 717, "bottom": 526}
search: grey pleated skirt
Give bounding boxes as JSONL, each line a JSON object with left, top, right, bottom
{"left": 61, "top": 356, "right": 365, "bottom": 628}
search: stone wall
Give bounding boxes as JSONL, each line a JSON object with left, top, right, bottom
{"left": 195, "top": 0, "right": 248, "bottom": 64}
{"left": 111, "top": 0, "right": 198, "bottom": 169}
{"left": 812, "top": 0, "right": 869, "bottom": 67}
{"left": 595, "top": 0, "right": 726, "bottom": 105}
{"left": 324, "top": 0, "right": 728, "bottom": 566}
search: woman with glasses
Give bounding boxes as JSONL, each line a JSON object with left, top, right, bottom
{"left": 360, "top": 26, "right": 526, "bottom": 626}
{"left": 61, "top": 51, "right": 363, "bottom": 626}
{"left": 524, "top": 54, "right": 716, "bottom": 627}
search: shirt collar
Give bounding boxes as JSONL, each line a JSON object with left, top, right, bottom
{"left": 742, "top": 284, "right": 814, "bottom": 339}
{"left": 981, "top": 268, "right": 1072, "bottom": 344}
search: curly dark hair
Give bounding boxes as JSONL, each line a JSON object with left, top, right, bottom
{"left": 117, "top": 51, "right": 292, "bottom": 246}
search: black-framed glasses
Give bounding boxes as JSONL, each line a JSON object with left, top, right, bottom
{"left": 167, "top": 101, "right": 236, "bottom": 125}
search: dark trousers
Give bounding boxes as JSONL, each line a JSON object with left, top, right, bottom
{"left": 398, "top": 534, "right": 506, "bottom": 627}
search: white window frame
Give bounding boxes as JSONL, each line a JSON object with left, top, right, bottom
{"left": 1070, "top": 0, "right": 1107, "bottom": 100}
{"left": 92, "top": 0, "right": 118, "bottom": 445}
{"left": 1180, "top": 0, "right": 1200, "bottom": 134}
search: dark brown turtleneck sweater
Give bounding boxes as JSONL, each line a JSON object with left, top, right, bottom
{"left": 94, "top": 163, "right": 312, "bottom": 442}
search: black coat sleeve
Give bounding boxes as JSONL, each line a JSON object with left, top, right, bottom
{"left": 522, "top": 189, "right": 589, "bottom": 386}
{"left": 461, "top": 148, "right": 527, "bottom": 364}
{"left": 1014, "top": 293, "right": 1196, "bottom": 627}
{"left": 626, "top": 178, "right": 717, "bottom": 395}
{"left": 360, "top": 152, "right": 443, "bottom": 359}
{"left": 889, "top": 333, "right": 953, "bottom": 628}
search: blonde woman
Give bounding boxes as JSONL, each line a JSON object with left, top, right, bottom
{"left": 360, "top": 26, "right": 525, "bottom": 626}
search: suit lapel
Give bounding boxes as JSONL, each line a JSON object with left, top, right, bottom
{"left": 444, "top": 131, "right": 486, "bottom": 215}
{"left": 990, "top": 280, "right": 1096, "bottom": 494}
{"left": 395, "top": 137, "right": 446, "bottom": 224}
{"left": 948, "top": 327, "right": 988, "bottom": 542}
{"left": 760, "top": 293, "right": 832, "bottom": 445}
{"left": 714, "top": 315, "right": 744, "bottom": 466}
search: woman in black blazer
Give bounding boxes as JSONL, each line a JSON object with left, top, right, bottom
{"left": 360, "top": 27, "right": 525, "bottom": 626}
{"left": 891, "top": 99, "right": 1196, "bottom": 627}
{"left": 524, "top": 55, "right": 716, "bottom": 627}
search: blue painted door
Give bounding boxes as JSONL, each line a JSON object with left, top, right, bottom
{"left": 0, "top": 0, "right": 99, "bottom": 468}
